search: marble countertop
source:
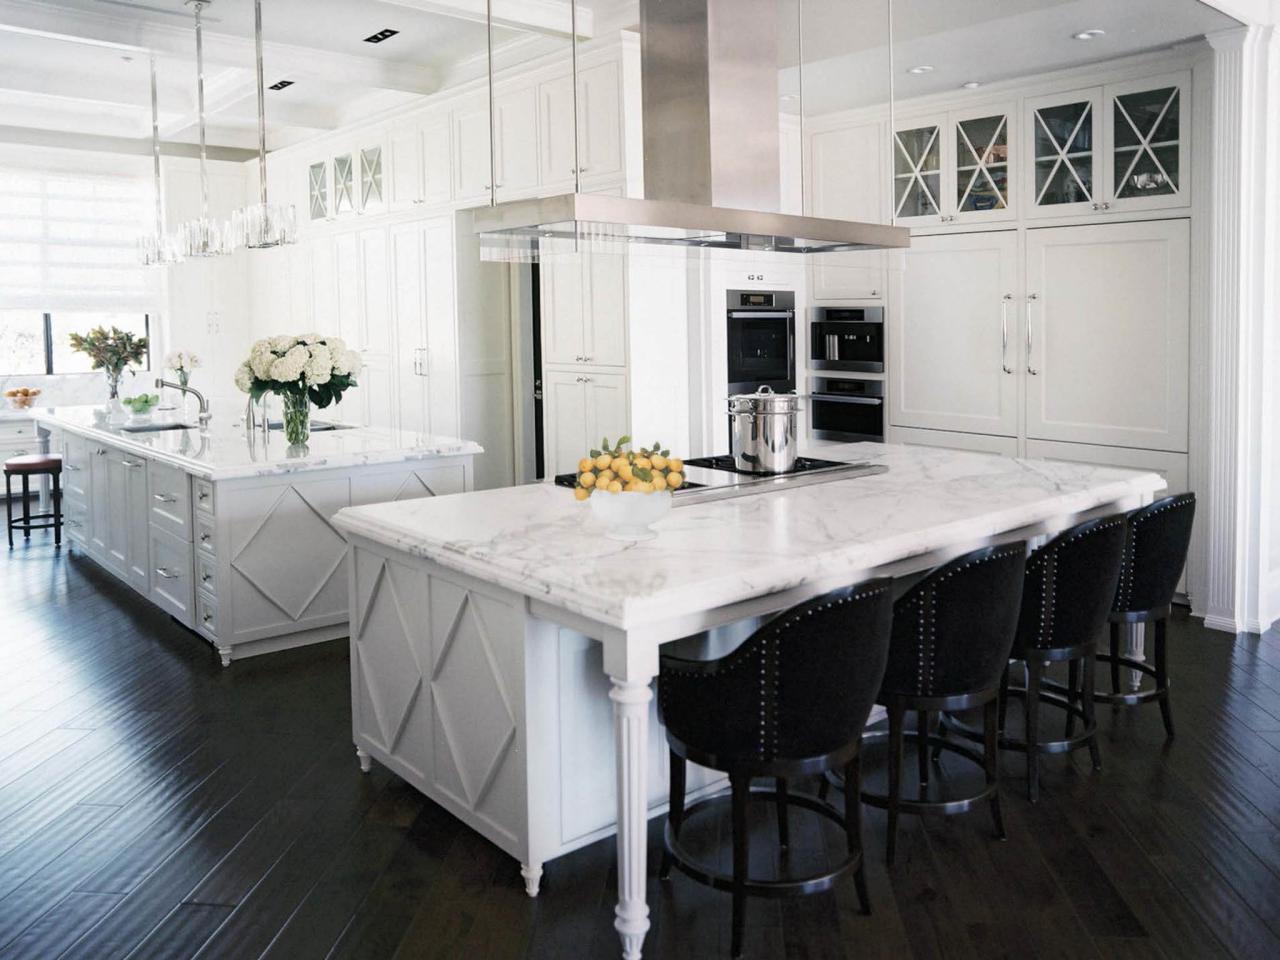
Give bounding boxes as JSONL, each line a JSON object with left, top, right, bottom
{"left": 32, "top": 404, "right": 484, "bottom": 481}
{"left": 332, "top": 442, "right": 1166, "bottom": 630}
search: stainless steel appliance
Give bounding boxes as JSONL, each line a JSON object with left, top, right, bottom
{"left": 809, "top": 376, "right": 885, "bottom": 443}
{"left": 810, "top": 306, "right": 885, "bottom": 373}
{"left": 727, "top": 385, "right": 801, "bottom": 474}
{"left": 555, "top": 455, "right": 888, "bottom": 505}
{"left": 727, "top": 289, "right": 795, "bottom": 396}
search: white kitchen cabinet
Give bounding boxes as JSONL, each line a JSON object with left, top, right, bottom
{"left": 808, "top": 121, "right": 888, "bottom": 301}
{"left": 390, "top": 113, "right": 453, "bottom": 210}
{"left": 538, "top": 60, "right": 624, "bottom": 191}
{"left": 358, "top": 143, "right": 385, "bottom": 214}
{"left": 543, "top": 369, "right": 628, "bottom": 476}
{"left": 391, "top": 217, "right": 461, "bottom": 438}
{"left": 103, "top": 452, "right": 128, "bottom": 578}
{"left": 893, "top": 101, "right": 1016, "bottom": 227}
{"left": 494, "top": 88, "right": 539, "bottom": 197}
{"left": 540, "top": 246, "right": 627, "bottom": 368}
{"left": 149, "top": 525, "right": 193, "bottom": 626}
{"left": 356, "top": 227, "right": 395, "bottom": 429}
{"left": 121, "top": 453, "right": 151, "bottom": 593}
{"left": 88, "top": 443, "right": 109, "bottom": 559}
{"left": 1024, "top": 219, "right": 1189, "bottom": 452}
{"left": 888, "top": 425, "right": 1020, "bottom": 457}
{"left": 1026, "top": 73, "right": 1189, "bottom": 218}
{"left": 889, "top": 230, "right": 1019, "bottom": 437}
{"left": 453, "top": 101, "right": 493, "bottom": 203}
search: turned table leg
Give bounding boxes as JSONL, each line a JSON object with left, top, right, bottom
{"left": 610, "top": 675, "right": 653, "bottom": 960}
{"left": 520, "top": 861, "right": 543, "bottom": 897}
{"left": 356, "top": 746, "right": 371, "bottom": 773}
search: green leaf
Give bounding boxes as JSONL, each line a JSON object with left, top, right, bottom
{"left": 617, "top": 434, "right": 631, "bottom": 449}
{"left": 602, "top": 437, "right": 610, "bottom": 451}
{"left": 634, "top": 466, "right": 653, "bottom": 482}
{"left": 661, "top": 449, "right": 670, "bottom": 457}
{"left": 589, "top": 449, "right": 601, "bottom": 458}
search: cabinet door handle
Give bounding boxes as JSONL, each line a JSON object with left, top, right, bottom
{"left": 96, "top": 448, "right": 108, "bottom": 456}
{"left": 202, "top": 611, "right": 214, "bottom": 624}
{"left": 64, "top": 464, "right": 80, "bottom": 472}
{"left": 154, "top": 567, "right": 177, "bottom": 580}
{"left": 153, "top": 493, "right": 178, "bottom": 503}
{"left": 197, "top": 490, "right": 210, "bottom": 502}
{"left": 1026, "top": 293, "right": 1040, "bottom": 376}
{"left": 1001, "top": 294, "right": 1014, "bottom": 374}
{"left": 121, "top": 459, "right": 143, "bottom": 469}
{"left": 201, "top": 571, "right": 213, "bottom": 583}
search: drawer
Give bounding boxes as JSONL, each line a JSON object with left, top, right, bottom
{"left": 196, "top": 553, "right": 217, "bottom": 598}
{"left": 149, "top": 525, "right": 193, "bottom": 626}
{"left": 64, "top": 499, "right": 88, "bottom": 544}
{"left": 193, "top": 477, "right": 215, "bottom": 517}
{"left": 0, "top": 419, "right": 36, "bottom": 441}
{"left": 195, "top": 591, "right": 218, "bottom": 640}
{"left": 61, "top": 434, "right": 90, "bottom": 498}
{"left": 148, "top": 461, "right": 191, "bottom": 541}
{"left": 195, "top": 514, "right": 216, "bottom": 558}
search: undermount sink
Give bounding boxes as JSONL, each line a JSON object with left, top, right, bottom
{"left": 120, "top": 421, "right": 198, "bottom": 433}
{"left": 264, "top": 420, "right": 352, "bottom": 433}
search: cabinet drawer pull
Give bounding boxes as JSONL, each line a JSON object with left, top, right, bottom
{"left": 153, "top": 493, "right": 178, "bottom": 503}
{"left": 121, "top": 459, "right": 143, "bottom": 468}
{"left": 64, "top": 464, "right": 80, "bottom": 472}
{"left": 202, "top": 610, "right": 214, "bottom": 624}
{"left": 201, "top": 571, "right": 213, "bottom": 584}
{"left": 155, "top": 567, "right": 178, "bottom": 580}
{"left": 197, "top": 490, "right": 210, "bottom": 502}
{"left": 96, "top": 448, "right": 108, "bottom": 456}
{"left": 200, "top": 532, "right": 211, "bottom": 544}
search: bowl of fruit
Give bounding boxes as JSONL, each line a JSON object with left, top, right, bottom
{"left": 572, "top": 436, "right": 685, "bottom": 542}
{"left": 121, "top": 393, "right": 161, "bottom": 423}
{"left": 4, "top": 387, "right": 42, "bottom": 410}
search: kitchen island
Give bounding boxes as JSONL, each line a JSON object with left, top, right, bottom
{"left": 33, "top": 405, "right": 481, "bottom": 666}
{"left": 331, "top": 442, "right": 1165, "bottom": 960}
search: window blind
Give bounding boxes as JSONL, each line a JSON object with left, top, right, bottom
{"left": 0, "top": 164, "right": 157, "bottom": 313}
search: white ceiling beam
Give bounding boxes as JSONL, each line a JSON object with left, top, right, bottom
{"left": 0, "top": 0, "right": 441, "bottom": 95}
{"left": 377, "top": 0, "right": 594, "bottom": 38}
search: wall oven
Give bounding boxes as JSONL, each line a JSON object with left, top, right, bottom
{"left": 810, "top": 306, "right": 884, "bottom": 373}
{"left": 727, "top": 289, "right": 796, "bottom": 395}
{"left": 809, "top": 376, "right": 884, "bottom": 443}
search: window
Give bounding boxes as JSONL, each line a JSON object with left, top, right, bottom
{"left": 0, "top": 160, "right": 156, "bottom": 376}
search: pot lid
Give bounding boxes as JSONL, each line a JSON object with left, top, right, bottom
{"left": 728, "top": 385, "right": 802, "bottom": 413}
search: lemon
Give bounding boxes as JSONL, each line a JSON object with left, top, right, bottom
{"left": 667, "top": 471, "right": 684, "bottom": 489}
{"left": 579, "top": 471, "right": 596, "bottom": 488}
{"left": 611, "top": 456, "right": 628, "bottom": 473}
{"left": 618, "top": 464, "right": 634, "bottom": 481}
{"left": 574, "top": 486, "right": 590, "bottom": 501}
{"left": 594, "top": 453, "right": 612, "bottom": 470}
{"left": 637, "top": 481, "right": 654, "bottom": 493}
{"left": 578, "top": 457, "right": 594, "bottom": 474}
{"left": 608, "top": 480, "right": 623, "bottom": 493}
{"left": 634, "top": 456, "right": 652, "bottom": 469}
{"left": 651, "top": 454, "right": 668, "bottom": 470}
{"left": 598, "top": 468, "right": 614, "bottom": 484}
{"left": 625, "top": 480, "right": 642, "bottom": 492}
{"left": 668, "top": 458, "right": 684, "bottom": 473}
{"left": 651, "top": 473, "right": 668, "bottom": 490}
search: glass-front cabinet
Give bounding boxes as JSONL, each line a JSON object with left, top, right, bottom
{"left": 307, "top": 161, "right": 329, "bottom": 222}
{"left": 359, "top": 146, "right": 384, "bottom": 213}
{"left": 1026, "top": 72, "right": 1188, "bottom": 217}
{"left": 893, "top": 102, "right": 1015, "bottom": 226}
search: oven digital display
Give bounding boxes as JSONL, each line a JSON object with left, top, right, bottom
{"left": 740, "top": 293, "right": 773, "bottom": 307}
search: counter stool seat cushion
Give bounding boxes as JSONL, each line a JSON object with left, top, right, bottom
{"left": 3, "top": 453, "right": 61, "bottom": 473}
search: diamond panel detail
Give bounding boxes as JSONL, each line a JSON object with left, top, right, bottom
{"left": 232, "top": 486, "right": 347, "bottom": 621}
{"left": 431, "top": 592, "right": 516, "bottom": 808}
{"left": 356, "top": 561, "right": 424, "bottom": 749}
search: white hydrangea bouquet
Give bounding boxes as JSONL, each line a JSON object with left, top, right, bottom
{"left": 164, "top": 350, "right": 201, "bottom": 389}
{"left": 234, "top": 334, "right": 361, "bottom": 445}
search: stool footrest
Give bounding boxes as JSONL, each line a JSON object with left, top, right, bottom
{"left": 856, "top": 730, "right": 998, "bottom": 815}
{"left": 1090, "top": 654, "right": 1168, "bottom": 705}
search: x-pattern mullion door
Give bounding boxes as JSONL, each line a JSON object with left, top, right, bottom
{"left": 1110, "top": 85, "right": 1182, "bottom": 202}
{"left": 894, "top": 124, "right": 943, "bottom": 221}
{"left": 955, "top": 112, "right": 1011, "bottom": 217}
{"left": 1027, "top": 90, "right": 1099, "bottom": 215}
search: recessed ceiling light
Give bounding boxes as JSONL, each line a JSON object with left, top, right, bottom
{"left": 961, "top": 81, "right": 982, "bottom": 89}
{"left": 907, "top": 65, "right": 934, "bottom": 75}
{"left": 364, "top": 28, "right": 400, "bottom": 43}
{"left": 268, "top": 79, "right": 294, "bottom": 91}
{"left": 1073, "top": 28, "right": 1106, "bottom": 40}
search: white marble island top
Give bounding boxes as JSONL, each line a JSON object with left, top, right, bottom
{"left": 332, "top": 442, "right": 1166, "bottom": 631}
{"left": 32, "top": 404, "right": 483, "bottom": 481}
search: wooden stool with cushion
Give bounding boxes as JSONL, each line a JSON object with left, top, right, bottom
{"left": 4, "top": 453, "right": 62, "bottom": 548}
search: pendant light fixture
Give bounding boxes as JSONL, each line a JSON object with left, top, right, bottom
{"left": 232, "top": 0, "right": 296, "bottom": 249}
{"left": 139, "top": 53, "right": 182, "bottom": 266}
{"left": 175, "top": 0, "right": 232, "bottom": 258}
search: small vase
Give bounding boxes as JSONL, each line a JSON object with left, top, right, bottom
{"left": 105, "top": 370, "right": 122, "bottom": 401}
{"left": 281, "top": 393, "right": 311, "bottom": 446}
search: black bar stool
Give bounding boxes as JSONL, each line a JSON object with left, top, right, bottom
{"left": 855, "top": 543, "right": 1028, "bottom": 865}
{"left": 4, "top": 453, "right": 62, "bottom": 549}
{"left": 942, "top": 516, "right": 1127, "bottom": 802}
{"left": 658, "top": 579, "right": 895, "bottom": 959}
{"left": 1097, "top": 493, "right": 1196, "bottom": 738}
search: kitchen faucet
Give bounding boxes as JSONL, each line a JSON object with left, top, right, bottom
{"left": 155, "top": 378, "right": 212, "bottom": 429}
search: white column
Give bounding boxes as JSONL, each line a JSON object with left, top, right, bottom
{"left": 609, "top": 675, "right": 653, "bottom": 960}
{"left": 1199, "top": 25, "right": 1280, "bottom": 634}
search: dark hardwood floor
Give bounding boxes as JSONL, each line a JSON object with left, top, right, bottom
{"left": 3, "top": 535, "right": 1280, "bottom": 959}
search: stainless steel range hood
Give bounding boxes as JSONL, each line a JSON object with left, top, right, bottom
{"left": 475, "top": 0, "right": 909, "bottom": 260}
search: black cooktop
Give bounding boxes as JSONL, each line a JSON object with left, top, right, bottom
{"left": 683, "top": 455, "right": 851, "bottom": 476}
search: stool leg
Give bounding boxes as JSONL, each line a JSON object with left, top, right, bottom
{"left": 730, "top": 772, "right": 749, "bottom": 959}
{"left": 844, "top": 753, "right": 871, "bottom": 916}
{"left": 20, "top": 474, "right": 29, "bottom": 538}
{"left": 1026, "top": 660, "right": 1043, "bottom": 803}
{"left": 52, "top": 472, "right": 61, "bottom": 547}
{"left": 1083, "top": 653, "right": 1102, "bottom": 770}
{"left": 1065, "top": 659, "right": 1080, "bottom": 738}
{"left": 917, "top": 710, "right": 931, "bottom": 792}
{"left": 659, "top": 749, "right": 685, "bottom": 881}
{"left": 997, "top": 662, "right": 1012, "bottom": 735}
{"left": 775, "top": 777, "right": 789, "bottom": 849}
{"left": 1109, "top": 622, "right": 1122, "bottom": 696}
{"left": 1155, "top": 617, "right": 1174, "bottom": 739}
{"left": 984, "top": 698, "right": 1006, "bottom": 841}
{"left": 885, "top": 702, "right": 904, "bottom": 866}
{"left": 5, "top": 473, "right": 12, "bottom": 549}
{"left": 817, "top": 773, "right": 830, "bottom": 803}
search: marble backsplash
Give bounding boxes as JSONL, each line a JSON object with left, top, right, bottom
{"left": 1, "top": 373, "right": 112, "bottom": 408}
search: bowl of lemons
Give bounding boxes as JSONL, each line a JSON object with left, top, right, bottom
{"left": 573, "top": 436, "right": 685, "bottom": 542}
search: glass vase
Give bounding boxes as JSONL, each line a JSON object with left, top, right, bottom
{"left": 105, "top": 370, "right": 122, "bottom": 400}
{"left": 282, "top": 392, "right": 311, "bottom": 446}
